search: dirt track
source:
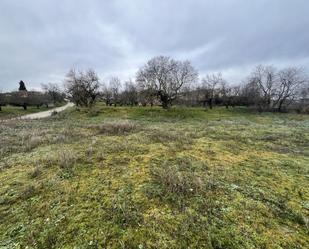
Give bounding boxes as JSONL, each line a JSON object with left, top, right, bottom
{"left": 1, "top": 102, "right": 74, "bottom": 122}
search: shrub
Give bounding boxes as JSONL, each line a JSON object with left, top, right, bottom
{"left": 96, "top": 121, "right": 138, "bottom": 135}
{"left": 57, "top": 150, "right": 78, "bottom": 179}
{"left": 149, "top": 163, "right": 204, "bottom": 197}
{"left": 25, "top": 136, "right": 44, "bottom": 151}
{"left": 58, "top": 150, "right": 77, "bottom": 169}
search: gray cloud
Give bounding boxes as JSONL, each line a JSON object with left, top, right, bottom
{"left": 0, "top": 0, "right": 308, "bottom": 90}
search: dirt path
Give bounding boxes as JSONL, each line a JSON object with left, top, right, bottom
{"left": 1, "top": 102, "right": 74, "bottom": 122}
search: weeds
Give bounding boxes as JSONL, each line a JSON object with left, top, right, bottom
{"left": 25, "top": 136, "right": 44, "bottom": 151}
{"left": 57, "top": 149, "right": 77, "bottom": 169}
{"left": 96, "top": 121, "right": 138, "bottom": 135}
{"left": 149, "top": 163, "right": 204, "bottom": 196}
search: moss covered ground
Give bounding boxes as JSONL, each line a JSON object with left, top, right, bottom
{"left": 0, "top": 105, "right": 308, "bottom": 248}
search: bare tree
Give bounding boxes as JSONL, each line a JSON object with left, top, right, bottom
{"left": 274, "top": 67, "right": 308, "bottom": 112}
{"left": 121, "top": 80, "right": 138, "bottom": 106}
{"left": 65, "top": 69, "right": 100, "bottom": 107}
{"left": 102, "top": 84, "right": 113, "bottom": 106}
{"left": 136, "top": 56, "right": 198, "bottom": 109}
{"left": 109, "top": 77, "right": 122, "bottom": 106}
{"left": 249, "top": 65, "right": 277, "bottom": 111}
{"left": 41, "top": 83, "right": 64, "bottom": 104}
{"left": 137, "top": 88, "right": 157, "bottom": 106}
{"left": 219, "top": 80, "right": 232, "bottom": 108}
{"left": 201, "top": 73, "right": 225, "bottom": 109}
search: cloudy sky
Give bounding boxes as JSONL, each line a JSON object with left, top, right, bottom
{"left": 0, "top": 0, "right": 309, "bottom": 91}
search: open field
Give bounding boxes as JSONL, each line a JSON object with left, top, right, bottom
{"left": 0, "top": 106, "right": 308, "bottom": 248}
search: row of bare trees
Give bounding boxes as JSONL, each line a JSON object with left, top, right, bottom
{"left": 64, "top": 56, "right": 198, "bottom": 109}
{"left": 64, "top": 56, "right": 308, "bottom": 112}
{"left": 1, "top": 56, "right": 308, "bottom": 112}
{"left": 13, "top": 56, "right": 292, "bottom": 113}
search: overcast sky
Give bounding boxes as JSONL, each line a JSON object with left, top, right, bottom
{"left": 0, "top": 0, "right": 309, "bottom": 91}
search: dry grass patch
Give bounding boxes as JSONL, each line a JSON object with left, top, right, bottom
{"left": 95, "top": 120, "right": 139, "bottom": 135}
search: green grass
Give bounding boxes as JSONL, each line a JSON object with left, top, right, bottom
{"left": 0, "top": 105, "right": 308, "bottom": 248}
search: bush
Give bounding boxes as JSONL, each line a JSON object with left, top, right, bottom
{"left": 96, "top": 121, "right": 138, "bottom": 135}
{"left": 149, "top": 162, "right": 205, "bottom": 197}
{"left": 25, "top": 136, "right": 44, "bottom": 151}
{"left": 58, "top": 150, "right": 77, "bottom": 169}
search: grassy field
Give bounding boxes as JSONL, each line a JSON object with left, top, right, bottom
{"left": 0, "top": 105, "right": 308, "bottom": 248}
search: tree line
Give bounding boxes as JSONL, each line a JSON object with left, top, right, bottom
{"left": 0, "top": 81, "right": 65, "bottom": 111}
{"left": 65, "top": 56, "right": 309, "bottom": 113}
{"left": 1, "top": 56, "right": 308, "bottom": 113}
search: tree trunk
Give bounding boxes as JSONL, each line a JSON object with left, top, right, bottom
{"left": 278, "top": 100, "right": 285, "bottom": 112}
{"left": 23, "top": 104, "right": 27, "bottom": 110}
{"left": 160, "top": 94, "right": 170, "bottom": 109}
{"left": 162, "top": 101, "right": 169, "bottom": 109}
{"left": 208, "top": 99, "right": 213, "bottom": 109}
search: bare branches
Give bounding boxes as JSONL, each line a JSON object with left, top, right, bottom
{"left": 41, "top": 83, "right": 64, "bottom": 104}
{"left": 65, "top": 69, "right": 100, "bottom": 107}
{"left": 136, "top": 56, "right": 198, "bottom": 108}
{"left": 245, "top": 65, "right": 308, "bottom": 111}
{"left": 200, "top": 73, "right": 225, "bottom": 109}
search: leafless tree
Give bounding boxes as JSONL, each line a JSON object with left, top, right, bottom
{"left": 274, "top": 67, "right": 308, "bottom": 112}
{"left": 41, "top": 83, "right": 64, "bottom": 104}
{"left": 137, "top": 88, "right": 157, "bottom": 106}
{"left": 244, "top": 65, "right": 308, "bottom": 112}
{"left": 121, "top": 80, "right": 138, "bottom": 106}
{"left": 249, "top": 65, "right": 277, "bottom": 111}
{"left": 136, "top": 56, "right": 198, "bottom": 109}
{"left": 219, "top": 80, "right": 233, "bottom": 108}
{"left": 201, "top": 73, "right": 225, "bottom": 109}
{"left": 65, "top": 69, "right": 100, "bottom": 107}
{"left": 102, "top": 84, "right": 113, "bottom": 106}
{"left": 109, "top": 77, "right": 122, "bottom": 106}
